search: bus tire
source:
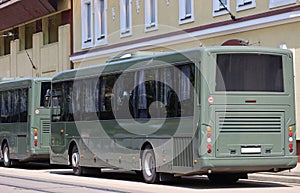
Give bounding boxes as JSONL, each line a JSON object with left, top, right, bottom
{"left": 141, "top": 146, "right": 159, "bottom": 184}
{"left": 3, "top": 143, "right": 11, "bottom": 167}
{"left": 71, "top": 145, "right": 83, "bottom": 176}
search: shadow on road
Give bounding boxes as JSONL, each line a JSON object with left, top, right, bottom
{"left": 51, "top": 169, "right": 290, "bottom": 190}
{"left": 0, "top": 161, "right": 68, "bottom": 170}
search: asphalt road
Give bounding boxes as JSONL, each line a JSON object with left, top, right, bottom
{"left": 0, "top": 163, "right": 300, "bottom": 193}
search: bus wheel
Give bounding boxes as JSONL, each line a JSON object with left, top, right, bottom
{"left": 71, "top": 145, "right": 83, "bottom": 176}
{"left": 141, "top": 146, "right": 159, "bottom": 184}
{"left": 208, "top": 173, "right": 240, "bottom": 184}
{"left": 3, "top": 143, "right": 11, "bottom": 167}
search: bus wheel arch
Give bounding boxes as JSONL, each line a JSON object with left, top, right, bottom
{"left": 1, "top": 139, "right": 8, "bottom": 151}
{"left": 68, "top": 141, "right": 84, "bottom": 176}
{"left": 68, "top": 141, "right": 78, "bottom": 163}
{"left": 140, "top": 142, "right": 159, "bottom": 183}
{"left": 140, "top": 142, "right": 153, "bottom": 159}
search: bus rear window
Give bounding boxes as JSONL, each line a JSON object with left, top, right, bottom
{"left": 215, "top": 53, "right": 284, "bottom": 92}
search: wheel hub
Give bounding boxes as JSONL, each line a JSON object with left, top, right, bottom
{"left": 144, "top": 153, "right": 154, "bottom": 177}
{"left": 3, "top": 147, "right": 9, "bottom": 163}
{"left": 71, "top": 152, "right": 80, "bottom": 167}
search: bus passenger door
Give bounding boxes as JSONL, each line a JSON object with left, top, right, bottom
{"left": 50, "top": 93, "right": 67, "bottom": 164}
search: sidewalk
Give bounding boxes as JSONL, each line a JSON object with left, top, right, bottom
{"left": 248, "top": 163, "right": 300, "bottom": 184}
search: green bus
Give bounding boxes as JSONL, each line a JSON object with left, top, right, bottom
{"left": 50, "top": 46, "right": 297, "bottom": 183}
{"left": 0, "top": 78, "right": 51, "bottom": 167}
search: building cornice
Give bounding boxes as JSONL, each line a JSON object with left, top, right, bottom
{"left": 70, "top": 5, "right": 300, "bottom": 63}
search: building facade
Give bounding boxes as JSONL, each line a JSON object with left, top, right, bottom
{"left": 0, "top": 0, "right": 72, "bottom": 78}
{"left": 71, "top": 0, "right": 300, "bottom": 160}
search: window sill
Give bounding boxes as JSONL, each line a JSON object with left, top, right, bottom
{"left": 179, "top": 16, "right": 194, "bottom": 25}
{"left": 145, "top": 24, "right": 158, "bottom": 32}
{"left": 120, "top": 29, "right": 132, "bottom": 38}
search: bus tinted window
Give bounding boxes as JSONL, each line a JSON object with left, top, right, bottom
{"left": 215, "top": 54, "right": 284, "bottom": 92}
{"left": 0, "top": 88, "right": 28, "bottom": 123}
{"left": 41, "top": 82, "right": 51, "bottom": 107}
{"left": 124, "top": 64, "right": 195, "bottom": 119}
{"left": 53, "top": 63, "right": 195, "bottom": 122}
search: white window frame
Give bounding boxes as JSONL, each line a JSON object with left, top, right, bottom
{"left": 94, "top": 0, "right": 107, "bottom": 46}
{"left": 81, "top": 0, "right": 94, "bottom": 49}
{"left": 269, "top": 0, "right": 296, "bottom": 8}
{"left": 178, "top": 0, "right": 194, "bottom": 24}
{"left": 120, "top": 0, "right": 132, "bottom": 37}
{"left": 236, "top": 0, "right": 256, "bottom": 11}
{"left": 213, "top": 0, "right": 230, "bottom": 17}
{"left": 144, "top": 0, "right": 158, "bottom": 31}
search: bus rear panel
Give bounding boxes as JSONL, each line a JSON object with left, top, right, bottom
{"left": 197, "top": 48, "right": 297, "bottom": 175}
{"left": 0, "top": 78, "right": 51, "bottom": 165}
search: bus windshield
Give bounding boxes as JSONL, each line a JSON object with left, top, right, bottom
{"left": 215, "top": 53, "right": 284, "bottom": 92}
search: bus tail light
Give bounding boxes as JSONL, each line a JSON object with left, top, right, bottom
{"left": 206, "top": 126, "right": 213, "bottom": 153}
{"left": 34, "top": 129, "right": 38, "bottom": 136}
{"left": 288, "top": 126, "right": 294, "bottom": 153}
{"left": 33, "top": 128, "right": 39, "bottom": 147}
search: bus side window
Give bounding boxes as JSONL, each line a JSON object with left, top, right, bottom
{"left": 0, "top": 91, "right": 8, "bottom": 123}
{"left": 44, "top": 89, "right": 51, "bottom": 107}
{"left": 41, "top": 82, "right": 51, "bottom": 107}
{"left": 51, "top": 89, "right": 62, "bottom": 122}
{"left": 99, "top": 76, "right": 117, "bottom": 120}
{"left": 20, "top": 88, "right": 28, "bottom": 122}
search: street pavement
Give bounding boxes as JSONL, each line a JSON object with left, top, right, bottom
{"left": 249, "top": 163, "right": 300, "bottom": 184}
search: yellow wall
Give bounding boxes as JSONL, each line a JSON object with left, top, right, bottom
{"left": 73, "top": 21, "right": 300, "bottom": 66}
{"left": 72, "top": 0, "right": 300, "bottom": 54}
{"left": 0, "top": 0, "right": 71, "bottom": 78}
{"left": 0, "top": 55, "right": 10, "bottom": 77}
{"left": 0, "top": 24, "right": 70, "bottom": 78}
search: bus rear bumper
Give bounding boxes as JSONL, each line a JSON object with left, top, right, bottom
{"left": 195, "top": 156, "right": 298, "bottom": 175}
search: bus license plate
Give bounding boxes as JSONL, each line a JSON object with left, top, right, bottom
{"left": 241, "top": 146, "right": 261, "bottom": 154}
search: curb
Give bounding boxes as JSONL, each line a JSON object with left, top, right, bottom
{"left": 248, "top": 173, "right": 300, "bottom": 184}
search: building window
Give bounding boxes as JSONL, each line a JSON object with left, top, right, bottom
{"left": 95, "top": 0, "right": 107, "bottom": 45}
{"left": 213, "top": 0, "right": 230, "bottom": 17}
{"left": 44, "top": 13, "right": 61, "bottom": 45}
{"left": 269, "top": 0, "right": 296, "bottom": 8}
{"left": 120, "top": 0, "right": 132, "bottom": 37}
{"left": 25, "top": 22, "right": 36, "bottom": 50}
{"left": 81, "top": 0, "right": 93, "bottom": 48}
{"left": 145, "top": 0, "right": 158, "bottom": 31}
{"left": 0, "top": 31, "right": 12, "bottom": 56}
{"left": 81, "top": 0, "right": 108, "bottom": 49}
{"left": 179, "top": 0, "right": 194, "bottom": 24}
{"left": 236, "top": 0, "right": 256, "bottom": 11}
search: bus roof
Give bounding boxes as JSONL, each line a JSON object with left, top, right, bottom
{"left": 203, "top": 46, "right": 292, "bottom": 55}
{"left": 52, "top": 46, "right": 292, "bottom": 82}
{"left": 0, "top": 77, "right": 51, "bottom": 90}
